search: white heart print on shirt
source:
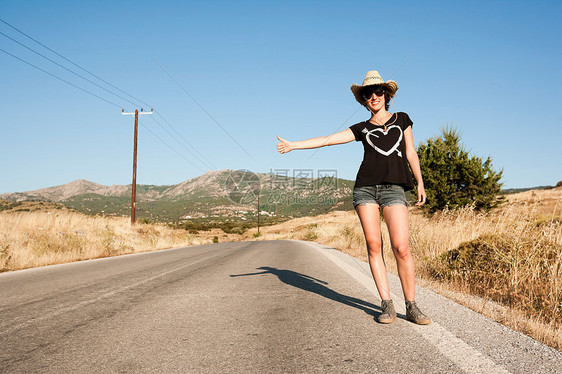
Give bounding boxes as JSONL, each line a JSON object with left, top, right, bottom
{"left": 362, "top": 125, "right": 403, "bottom": 157}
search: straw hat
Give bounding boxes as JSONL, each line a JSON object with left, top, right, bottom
{"left": 350, "top": 70, "right": 398, "bottom": 105}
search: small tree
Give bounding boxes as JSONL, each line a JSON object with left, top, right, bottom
{"left": 416, "top": 125, "right": 503, "bottom": 213}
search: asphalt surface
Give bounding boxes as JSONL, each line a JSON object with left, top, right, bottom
{"left": 0, "top": 240, "right": 560, "bottom": 373}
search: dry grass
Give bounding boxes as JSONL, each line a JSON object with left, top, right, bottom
{"left": 0, "top": 208, "right": 221, "bottom": 272}
{"left": 248, "top": 188, "right": 562, "bottom": 349}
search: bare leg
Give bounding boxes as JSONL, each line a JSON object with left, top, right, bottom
{"left": 382, "top": 204, "right": 416, "bottom": 301}
{"left": 355, "top": 204, "right": 391, "bottom": 300}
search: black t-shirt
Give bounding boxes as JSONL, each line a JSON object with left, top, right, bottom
{"left": 349, "top": 112, "right": 415, "bottom": 190}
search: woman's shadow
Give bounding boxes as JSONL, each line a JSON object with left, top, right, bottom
{"left": 231, "top": 266, "right": 381, "bottom": 319}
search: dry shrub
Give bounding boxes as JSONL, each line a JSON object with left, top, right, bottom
{"left": 300, "top": 223, "right": 319, "bottom": 241}
{"left": 338, "top": 225, "right": 364, "bottom": 253}
{"left": 431, "top": 233, "right": 561, "bottom": 325}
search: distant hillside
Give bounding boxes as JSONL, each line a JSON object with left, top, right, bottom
{"left": 7, "top": 171, "right": 553, "bottom": 222}
{"left": 0, "top": 200, "right": 75, "bottom": 214}
{"left": 0, "top": 179, "right": 166, "bottom": 202}
{"left": 500, "top": 185, "right": 557, "bottom": 195}
{"left": 0, "top": 170, "right": 355, "bottom": 222}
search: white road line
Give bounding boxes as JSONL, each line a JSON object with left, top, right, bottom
{"left": 307, "top": 241, "right": 512, "bottom": 374}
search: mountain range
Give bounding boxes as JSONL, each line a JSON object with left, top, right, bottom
{"left": 0, "top": 170, "right": 355, "bottom": 222}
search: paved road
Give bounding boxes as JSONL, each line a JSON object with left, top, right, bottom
{"left": 0, "top": 240, "right": 560, "bottom": 373}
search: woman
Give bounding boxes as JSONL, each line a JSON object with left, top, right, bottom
{"left": 276, "top": 70, "right": 430, "bottom": 325}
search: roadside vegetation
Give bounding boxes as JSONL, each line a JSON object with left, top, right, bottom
{"left": 174, "top": 216, "right": 281, "bottom": 235}
{"left": 0, "top": 201, "right": 205, "bottom": 271}
{"left": 416, "top": 126, "right": 504, "bottom": 213}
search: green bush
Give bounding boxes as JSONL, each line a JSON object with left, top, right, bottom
{"left": 417, "top": 126, "right": 503, "bottom": 213}
{"left": 220, "top": 222, "right": 249, "bottom": 235}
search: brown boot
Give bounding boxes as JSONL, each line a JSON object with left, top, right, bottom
{"left": 405, "top": 301, "right": 431, "bottom": 325}
{"left": 377, "top": 300, "right": 397, "bottom": 324}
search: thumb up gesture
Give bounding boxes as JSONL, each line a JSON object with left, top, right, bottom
{"left": 276, "top": 135, "right": 294, "bottom": 154}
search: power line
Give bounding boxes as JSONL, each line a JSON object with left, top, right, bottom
{"left": 150, "top": 55, "right": 259, "bottom": 164}
{"left": 153, "top": 110, "right": 217, "bottom": 170}
{"left": 1, "top": 18, "right": 216, "bottom": 171}
{"left": 138, "top": 118, "right": 207, "bottom": 173}
{"left": 1, "top": 46, "right": 210, "bottom": 171}
{"left": 0, "top": 47, "right": 122, "bottom": 109}
{"left": 388, "top": 54, "right": 413, "bottom": 79}
{"left": 1, "top": 20, "right": 215, "bottom": 170}
{"left": 150, "top": 115, "right": 214, "bottom": 171}
{"left": 303, "top": 106, "right": 362, "bottom": 164}
{"left": 0, "top": 17, "right": 151, "bottom": 108}
{"left": 0, "top": 30, "right": 140, "bottom": 109}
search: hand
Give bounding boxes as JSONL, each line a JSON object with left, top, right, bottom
{"left": 416, "top": 184, "right": 426, "bottom": 206}
{"left": 277, "top": 135, "right": 294, "bottom": 154}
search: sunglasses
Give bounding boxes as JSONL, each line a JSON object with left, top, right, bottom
{"left": 361, "top": 85, "right": 386, "bottom": 101}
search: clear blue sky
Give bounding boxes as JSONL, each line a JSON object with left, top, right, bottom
{"left": 1, "top": 0, "right": 560, "bottom": 193}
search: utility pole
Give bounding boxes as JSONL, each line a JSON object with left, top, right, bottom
{"left": 257, "top": 190, "right": 260, "bottom": 234}
{"left": 122, "top": 108, "right": 153, "bottom": 225}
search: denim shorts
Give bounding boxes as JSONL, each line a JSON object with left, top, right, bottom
{"left": 353, "top": 184, "right": 407, "bottom": 209}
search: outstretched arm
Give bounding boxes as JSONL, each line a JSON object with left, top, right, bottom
{"left": 277, "top": 128, "right": 355, "bottom": 154}
{"left": 404, "top": 126, "right": 426, "bottom": 206}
